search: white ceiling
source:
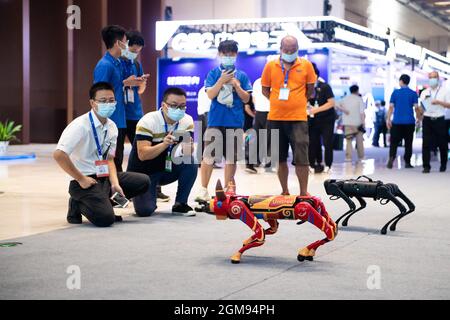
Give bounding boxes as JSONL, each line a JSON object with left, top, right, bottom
{"left": 345, "top": 0, "right": 449, "bottom": 44}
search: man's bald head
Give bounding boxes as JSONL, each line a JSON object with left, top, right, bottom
{"left": 280, "top": 35, "right": 299, "bottom": 54}
{"left": 429, "top": 71, "right": 439, "bottom": 79}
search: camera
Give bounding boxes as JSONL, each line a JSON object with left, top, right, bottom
{"left": 358, "top": 125, "right": 366, "bottom": 134}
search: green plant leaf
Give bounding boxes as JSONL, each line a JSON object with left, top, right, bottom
{"left": 0, "top": 120, "right": 22, "bottom": 141}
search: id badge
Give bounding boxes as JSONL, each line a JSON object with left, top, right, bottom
{"left": 165, "top": 155, "right": 172, "bottom": 173}
{"left": 95, "top": 160, "right": 109, "bottom": 178}
{"left": 127, "top": 88, "right": 135, "bottom": 104}
{"left": 279, "top": 87, "right": 290, "bottom": 101}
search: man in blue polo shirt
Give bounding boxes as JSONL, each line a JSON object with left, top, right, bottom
{"left": 196, "top": 40, "right": 252, "bottom": 201}
{"left": 94, "top": 25, "right": 145, "bottom": 172}
{"left": 386, "top": 74, "right": 421, "bottom": 169}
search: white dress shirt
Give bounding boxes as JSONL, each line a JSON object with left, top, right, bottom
{"left": 56, "top": 110, "right": 118, "bottom": 176}
{"left": 197, "top": 86, "right": 211, "bottom": 116}
{"left": 420, "top": 85, "right": 450, "bottom": 118}
{"left": 252, "top": 78, "right": 270, "bottom": 112}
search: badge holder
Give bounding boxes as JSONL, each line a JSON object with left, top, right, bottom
{"left": 165, "top": 154, "right": 172, "bottom": 173}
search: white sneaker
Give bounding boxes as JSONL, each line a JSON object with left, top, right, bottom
{"left": 309, "top": 166, "right": 316, "bottom": 174}
{"left": 324, "top": 166, "right": 331, "bottom": 173}
{"left": 195, "top": 187, "right": 210, "bottom": 202}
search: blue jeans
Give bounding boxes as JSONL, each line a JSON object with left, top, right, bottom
{"left": 132, "top": 163, "right": 198, "bottom": 217}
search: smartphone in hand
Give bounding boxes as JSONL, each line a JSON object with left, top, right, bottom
{"left": 110, "top": 192, "right": 130, "bottom": 208}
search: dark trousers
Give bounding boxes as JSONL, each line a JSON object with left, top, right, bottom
{"left": 132, "top": 163, "right": 198, "bottom": 217}
{"left": 309, "top": 117, "right": 335, "bottom": 167}
{"left": 114, "top": 128, "right": 127, "bottom": 172}
{"left": 422, "top": 116, "right": 448, "bottom": 169}
{"left": 114, "top": 121, "right": 139, "bottom": 173}
{"left": 373, "top": 123, "right": 387, "bottom": 147}
{"left": 68, "top": 172, "right": 150, "bottom": 227}
{"left": 126, "top": 119, "right": 139, "bottom": 146}
{"left": 198, "top": 113, "right": 208, "bottom": 154}
{"left": 245, "top": 111, "right": 271, "bottom": 165}
{"left": 389, "top": 124, "right": 415, "bottom": 163}
{"left": 447, "top": 119, "right": 450, "bottom": 143}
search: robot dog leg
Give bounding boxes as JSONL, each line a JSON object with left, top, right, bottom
{"left": 294, "top": 198, "right": 337, "bottom": 261}
{"left": 228, "top": 199, "right": 266, "bottom": 264}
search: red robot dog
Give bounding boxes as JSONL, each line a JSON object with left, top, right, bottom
{"left": 195, "top": 180, "right": 338, "bottom": 264}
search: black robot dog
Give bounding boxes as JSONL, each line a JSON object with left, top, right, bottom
{"left": 323, "top": 176, "right": 415, "bottom": 234}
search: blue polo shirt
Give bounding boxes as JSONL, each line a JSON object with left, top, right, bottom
{"left": 205, "top": 67, "right": 252, "bottom": 128}
{"left": 389, "top": 86, "right": 418, "bottom": 125}
{"left": 93, "top": 52, "right": 126, "bottom": 128}
{"left": 120, "top": 58, "right": 144, "bottom": 121}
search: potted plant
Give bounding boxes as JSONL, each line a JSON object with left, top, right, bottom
{"left": 0, "top": 120, "right": 22, "bottom": 156}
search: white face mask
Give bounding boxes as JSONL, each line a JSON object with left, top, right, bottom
{"left": 120, "top": 40, "right": 129, "bottom": 58}
{"left": 125, "top": 50, "right": 138, "bottom": 61}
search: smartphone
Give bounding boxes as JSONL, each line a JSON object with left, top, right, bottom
{"left": 110, "top": 192, "right": 130, "bottom": 208}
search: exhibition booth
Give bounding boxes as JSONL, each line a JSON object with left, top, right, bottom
{"left": 155, "top": 16, "right": 450, "bottom": 126}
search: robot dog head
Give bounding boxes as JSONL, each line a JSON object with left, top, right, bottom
{"left": 212, "top": 180, "right": 230, "bottom": 220}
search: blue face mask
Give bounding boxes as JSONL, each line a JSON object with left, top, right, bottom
{"left": 220, "top": 56, "right": 236, "bottom": 69}
{"left": 96, "top": 102, "right": 117, "bottom": 118}
{"left": 167, "top": 107, "right": 185, "bottom": 122}
{"left": 281, "top": 52, "right": 298, "bottom": 63}
{"left": 429, "top": 78, "right": 439, "bottom": 88}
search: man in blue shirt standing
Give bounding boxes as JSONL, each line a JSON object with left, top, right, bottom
{"left": 120, "top": 30, "right": 148, "bottom": 148}
{"left": 386, "top": 74, "right": 421, "bottom": 169}
{"left": 196, "top": 40, "right": 252, "bottom": 201}
{"left": 94, "top": 25, "right": 145, "bottom": 172}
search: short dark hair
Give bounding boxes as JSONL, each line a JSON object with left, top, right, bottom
{"left": 89, "top": 82, "right": 115, "bottom": 100}
{"left": 350, "top": 85, "right": 359, "bottom": 93}
{"left": 162, "top": 87, "right": 187, "bottom": 102}
{"left": 101, "top": 25, "right": 126, "bottom": 49}
{"left": 218, "top": 40, "right": 238, "bottom": 54}
{"left": 311, "top": 62, "right": 320, "bottom": 77}
{"left": 399, "top": 74, "right": 410, "bottom": 85}
{"left": 381, "top": 100, "right": 386, "bottom": 106}
{"left": 126, "top": 30, "right": 145, "bottom": 47}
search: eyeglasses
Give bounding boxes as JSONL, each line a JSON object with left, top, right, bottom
{"left": 95, "top": 99, "right": 116, "bottom": 103}
{"left": 165, "top": 102, "right": 187, "bottom": 110}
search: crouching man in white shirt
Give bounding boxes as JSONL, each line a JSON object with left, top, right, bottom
{"left": 53, "top": 82, "right": 150, "bottom": 227}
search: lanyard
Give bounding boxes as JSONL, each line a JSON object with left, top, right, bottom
{"left": 161, "top": 111, "right": 179, "bottom": 154}
{"left": 89, "top": 112, "right": 108, "bottom": 160}
{"left": 432, "top": 86, "right": 441, "bottom": 100}
{"left": 280, "top": 59, "right": 291, "bottom": 88}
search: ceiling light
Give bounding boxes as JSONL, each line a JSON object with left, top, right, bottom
{"left": 434, "top": 1, "right": 450, "bottom": 6}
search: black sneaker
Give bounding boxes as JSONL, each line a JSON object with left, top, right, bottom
{"left": 157, "top": 191, "right": 170, "bottom": 203}
{"left": 387, "top": 158, "right": 394, "bottom": 169}
{"left": 440, "top": 166, "right": 447, "bottom": 172}
{"left": 67, "top": 198, "right": 82, "bottom": 224}
{"left": 172, "top": 203, "right": 196, "bottom": 217}
{"left": 405, "top": 163, "right": 414, "bottom": 169}
{"left": 245, "top": 164, "right": 257, "bottom": 174}
{"left": 314, "top": 164, "right": 324, "bottom": 174}
{"left": 264, "top": 162, "right": 272, "bottom": 168}
{"left": 422, "top": 168, "right": 430, "bottom": 174}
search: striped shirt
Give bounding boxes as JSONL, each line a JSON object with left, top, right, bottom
{"left": 127, "top": 111, "right": 194, "bottom": 175}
